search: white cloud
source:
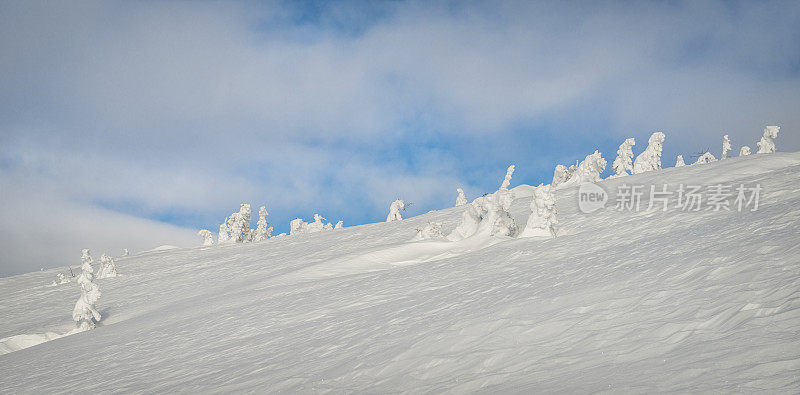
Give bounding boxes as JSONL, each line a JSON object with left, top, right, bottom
{"left": 0, "top": 0, "right": 798, "bottom": 275}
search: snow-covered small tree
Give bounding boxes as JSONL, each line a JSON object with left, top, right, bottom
{"left": 51, "top": 272, "right": 70, "bottom": 286}
{"left": 122, "top": 249, "right": 129, "bottom": 256}
{"left": 198, "top": 229, "right": 214, "bottom": 246}
{"left": 740, "top": 146, "right": 751, "bottom": 156}
{"left": 72, "top": 249, "right": 101, "bottom": 331}
{"left": 386, "top": 200, "right": 406, "bottom": 222}
{"left": 218, "top": 219, "right": 231, "bottom": 243}
{"left": 552, "top": 162, "right": 578, "bottom": 187}
{"left": 253, "top": 206, "right": 273, "bottom": 242}
{"left": 632, "top": 132, "right": 666, "bottom": 174}
{"left": 721, "top": 134, "right": 731, "bottom": 159}
{"left": 519, "top": 184, "right": 557, "bottom": 238}
{"left": 413, "top": 222, "right": 444, "bottom": 241}
{"left": 307, "top": 214, "right": 328, "bottom": 232}
{"left": 756, "top": 126, "right": 779, "bottom": 154}
{"left": 96, "top": 253, "right": 118, "bottom": 279}
{"left": 222, "top": 204, "right": 253, "bottom": 243}
{"left": 694, "top": 152, "right": 717, "bottom": 165}
{"left": 611, "top": 138, "right": 636, "bottom": 177}
{"left": 447, "top": 166, "right": 518, "bottom": 240}
{"left": 560, "top": 151, "right": 607, "bottom": 187}
{"left": 500, "top": 165, "right": 515, "bottom": 191}
{"left": 455, "top": 188, "right": 467, "bottom": 206}
{"left": 334, "top": 220, "right": 343, "bottom": 230}
{"left": 290, "top": 218, "right": 308, "bottom": 236}
{"left": 675, "top": 155, "right": 686, "bottom": 167}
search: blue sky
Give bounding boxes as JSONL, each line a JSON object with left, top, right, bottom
{"left": 1, "top": 0, "right": 799, "bottom": 276}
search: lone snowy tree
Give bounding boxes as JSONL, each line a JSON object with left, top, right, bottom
{"left": 756, "top": 126, "right": 780, "bottom": 154}
{"left": 334, "top": 220, "right": 343, "bottom": 230}
{"left": 290, "top": 218, "right": 307, "bottom": 236}
{"left": 499, "top": 165, "right": 515, "bottom": 191}
{"left": 611, "top": 138, "right": 636, "bottom": 177}
{"left": 740, "top": 146, "right": 751, "bottom": 156}
{"left": 386, "top": 200, "right": 406, "bottom": 222}
{"left": 694, "top": 152, "right": 717, "bottom": 165}
{"left": 72, "top": 249, "right": 101, "bottom": 331}
{"left": 721, "top": 135, "right": 732, "bottom": 159}
{"left": 218, "top": 219, "right": 231, "bottom": 243}
{"left": 96, "top": 253, "right": 118, "bottom": 279}
{"left": 198, "top": 229, "right": 214, "bottom": 246}
{"left": 122, "top": 249, "right": 129, "bottom": 256}
{"left": 552, "top": 161, "right": 578, "bottom": 187}
{"left": 519, "top": 184, "right": 558, "bottom": 238}
{"left": 253, "top": 206, "right": 273, "bottom": 242}
{"left": 675, "top": 155, "right": 686, "bottom": 167}
{"left": 455, "top": 188, "right": 467, "bottom": 206}
{"left": 633, "top": 132, "right": 666, "bottom": 174}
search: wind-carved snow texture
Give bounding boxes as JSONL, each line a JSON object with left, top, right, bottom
{"left": 2, "top": 153, "right": 800, "bottom": 392}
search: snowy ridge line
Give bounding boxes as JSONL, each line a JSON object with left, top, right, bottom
{"left": 0, "top": 152, "right": 799, "bottom": 392}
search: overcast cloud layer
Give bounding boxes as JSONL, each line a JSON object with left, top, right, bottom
{"left": 1, "top": 1, "right": 799, "bottom": 276}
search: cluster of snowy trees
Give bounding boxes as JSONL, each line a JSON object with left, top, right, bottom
{"left": 203, "top": 204, "right": 276, "bottom": 245}
{"left": 198, "top": 203, "right": 344, "bottom": 245}
{"left": 291, "top": 214, "right": 342, "bottom": 236}
{"left": 676, "top": 125, "right": 780, "bottom": 167}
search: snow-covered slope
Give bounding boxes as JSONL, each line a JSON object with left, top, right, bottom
{"left": 1, "top": 153, "right": 800, "bottom": 392}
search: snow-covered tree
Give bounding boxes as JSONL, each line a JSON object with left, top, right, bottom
{"left": 500, "top": 165, "right": 515, "bottom": 191}
{"left": 611, "top": 138, "right": 636, "bottom": 177}
{"left": 757, "top": 126, "right": 780, "bottom": 154}
{"left": 386, "top": 200, "right": 406, "bottom": 222}
{"left": 122, "top": 249, "right": 129, "bottom": 256}
{"left": 455, "top": 188, "right": 467, "bottom": 206}
{"left": 740, "top": 146, "right": 751, "bottom": 156}
{"left": 552, "top": 162, "right": 577, "bottom": 187}
{"left": 222, "top": 204, "right": 252, "bottom": 243}
{"left": 519, "top": 184, "right": 558, "bottom": 238}
{"left": 632, "top": 132, "right": 666, "bottom": 174}
{"left": 198, "top": 229, "right": 214, "bottom": 246}
{"left": 675, "top": 155, "right": 686, "bottom": 167}
{"left": 721, "top": 134, "right": 731, "bottom": 159}
{"left": 560, "top": 151, "right": 607, "bottom": 187}
{"left": 96, "top": 253, "right": 118, "bottom": 279}
{"left": 51, "top": 272, "right": 70, "bottom": 286}
{"left": 72, "top": 249, "right": 101, "bottom": 331}
{"left": 218, "top": 219, "right": 231, "bottom": 243}
{"left": 290, "top": 218, "right": 308, "bottom": 236}
{"left": 253, "top": 206, "right": 273, "bottom": 242}
{"left": 334, "top": 220, "right": 343, "bottom": 229}
{"left": 307, "top": 214, "right": 328, "bottom": 232}
{"left": 447, "top": 166, "right": 518, "bottom": 240}
{"left": 694, "top": 152, "right": 717, "bottom": 165}
{"left": 413, "top": 222, "right": 444, "bottom": 241}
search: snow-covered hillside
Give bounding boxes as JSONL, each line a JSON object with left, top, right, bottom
{"left": 1, "top": 153, "right": 799, "bottom": 392}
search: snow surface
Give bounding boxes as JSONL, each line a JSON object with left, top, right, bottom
{"left": 1, "top": 153, "right": 800, "bottom": 392}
